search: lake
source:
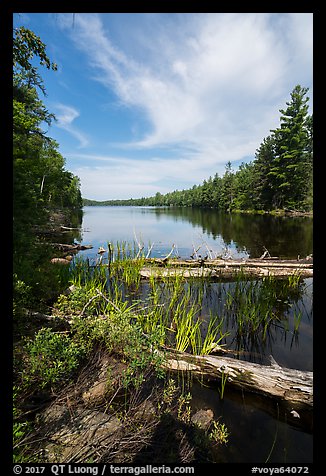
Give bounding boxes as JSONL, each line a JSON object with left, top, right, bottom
{"left": 78, "top": 206, "right": 313, "bottom": 261}
{"left": 74, "top": 206, "right": 313, "bottom": 463}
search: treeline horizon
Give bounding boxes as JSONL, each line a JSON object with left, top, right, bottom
{"left": 84, "top": 84, "right": 313, "bottom": 214}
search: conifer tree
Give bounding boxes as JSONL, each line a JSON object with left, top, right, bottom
{"left": 269, "top": 85, "right": 312, "bottom": 210}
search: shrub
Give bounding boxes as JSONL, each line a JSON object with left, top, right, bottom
{"left": 21, "top": 327, "right": 87, "bottom": 391}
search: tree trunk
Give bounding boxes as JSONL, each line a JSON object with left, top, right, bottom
{"left": 161, "top": 349, "right": 313, "bottom": 414}
{"left": 140, "top": 257, "right": 313, "bottom": 279}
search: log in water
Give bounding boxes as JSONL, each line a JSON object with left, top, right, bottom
{"left": 140, "top": 257, "right": 313, "bottom": 279}
{"left": 161, "top": 348, "right": 313, "bottom": 431}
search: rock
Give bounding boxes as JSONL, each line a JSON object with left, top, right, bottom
{"left": 51, "top": 258, "right": 71, "bottom": 265}
{"left": 39, "top": 404, "right": 123, "bottom": 462}
{"left": 191, "top": 409, "right": 214, "bottom": 430}
{"left": 133, "top": 400, "right": 157, "bottom": 422}
{"left": 82, "top": 357, "right": 127, "bottom": 405}
{"left": 82, "top": 380, "right": 108, "bottom": 404}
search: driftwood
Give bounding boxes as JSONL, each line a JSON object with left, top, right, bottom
{"left": 51, "top": 257, "right": 72, "bottom": 265}
{"left": 161, "top": 348, "right": 313, "bottom": 430}
{"left": 60, "top": 225, "right": 81, "bottom": 231}
{"left": 140, "top": 257, "right": 313, "bottom": 279}
{"left": 50, "top": 243, "right": 93, "bottom": 252}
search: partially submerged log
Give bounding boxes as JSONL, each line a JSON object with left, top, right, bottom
{"left": 143, "top": 257, "right": 313, "bottom": 268}
{"left": 161, "top": 349, "right": 313, "bottom": 414}
{"left": 51, "top": 257, "right": 72, "bottom": 265}
{"left": 140, "top": 257, "right": 313, "bottom": 279}
{"left": 50, "top": 243, "right": 93, "bottom": 252}
{"left": 60, "top": 225, "right": 81, "bottom": 231}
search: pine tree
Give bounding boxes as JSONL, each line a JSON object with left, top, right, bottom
{"left": 269, "top": 85, "right": 312, "bottom": 210}
{"left": 220, "top": 162, "right": 235, "bottom": 211}
{"left": 254, "top": 135, "right": 277, "bottom": 210}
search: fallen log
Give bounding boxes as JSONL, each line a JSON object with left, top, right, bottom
{"left": 50, "top": 243, "right": 93, "bottom": 252}
{"left": 51, "top": 257, "right": 72, "bottom": 265}
{"left": 139, "top": 256, "right": 313, "bottom": 279}
{"left": 140, "top": 265, "right": 313, "bottom": 279}
{"left": 60, "top": 225, "right": 81, "bottom": 231}
{"left": 161, "top": 349, "right": 312, "bottom": 412}
{"left": 143, "top": 257, "right": 313, "bottom": 268}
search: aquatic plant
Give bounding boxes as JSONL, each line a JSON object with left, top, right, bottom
{"left": 61, "top": 245, "right": 307, "bottom": 360}
{"left": 293, "top": 309, "right": 303, "bottom": 334}
{"left": 209, "top": 420, "right": 229, "bottom": 445}
{"left": 223, "top": 274, "right": 304, "bottom": 341}
{"left": 196, "top": 313, "right": 229, "bottom": 356}
{"left": 218, "top": 369, "right": 228, "bottom": 400}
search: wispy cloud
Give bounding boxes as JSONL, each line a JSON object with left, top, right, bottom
{"left": 53, "top": 103, "right": 89, "bottom": 148}
{"left": 57, "top": 13, "right": 312, "bottom": 199}
{"left": 62, "top": 13, "right": 311, "bottom": 146}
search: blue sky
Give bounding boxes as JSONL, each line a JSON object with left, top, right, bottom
{"left": 13, "top": 13, "right": 313, "bottom": 201}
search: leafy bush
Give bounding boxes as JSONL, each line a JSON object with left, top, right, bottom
{"left": 22, "top": 327, "right": 87, "bottom": 390}
{"left": 13, "top": 274, "right": 32, "bottom": 319}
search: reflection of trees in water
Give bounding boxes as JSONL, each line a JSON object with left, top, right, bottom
{"left": 195, "top": 277, "right": 309, "bottom": 366}
{"left": 135, "top": 275, "right": 311, "bottom": 367}
{"left": 45, "top": 208, "right": 84, "bottom": 245}
{"left": 153, "top": 208, "right": 313, "bottom": 258}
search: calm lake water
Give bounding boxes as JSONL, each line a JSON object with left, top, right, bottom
{"left": 78, "top": 206, "right": 313, "bottom": 261}
{"left": 74, "top": 206, "right": 313, "bottom": 463}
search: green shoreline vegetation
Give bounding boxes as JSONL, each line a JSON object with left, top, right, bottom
{"left": 83, "top": 84, "right": 312, "bottom": 215}
{"left": 14, "top": 244, "right": 306, "bottom": 462}
{"left": 13, "top": 27, "right": 312, "bottom": 463}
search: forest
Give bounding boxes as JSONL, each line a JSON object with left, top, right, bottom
{"left": 13, "top": 26, "right": 83, "bottom": 298}
{"left": 13, "top": 26, "right": 83, "bottom": 242}
{"left": 84, "top": 84, "right": 313, "bottom": 213}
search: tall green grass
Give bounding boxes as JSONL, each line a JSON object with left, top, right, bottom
{"left": 65, "top": 243, "right": 306, "bottom": 357}
{"left": 224, "top": 273, "right": 305, "bottom": 341}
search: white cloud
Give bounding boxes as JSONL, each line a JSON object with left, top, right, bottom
{"left": 58, "top": 13, "right": 312, "bottom": 199}
{"left": 68, "top": 141, "right": 257, "bottom": 200}
{"left": 65, "top": 14, "right": 310, "bottom": 141}
{"left": 54, "top": 103, "right": 89, "bottom": 148}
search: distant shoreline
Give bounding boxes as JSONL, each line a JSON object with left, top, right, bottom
{"left": 82, "top": 201, "right": 313, "bottom": 218}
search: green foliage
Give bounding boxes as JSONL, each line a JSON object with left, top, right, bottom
{"left": 84, "top": 85, "right": 312, "bottom": 214}
{"left": 13, "top": 26, "right": 57, "bottom": 71}
{"left": 13, "top": 274, "right": 33, "bottom": 319}
{"left": 209, "top": 420, "right": 229, "bottom": 445}
{"left": 13, "top": 26, "right": 83, "bottom": 320}
{"left": 21, "top": 328, "right": 87, "bottom": 391}
{"left": 268, "top": 85, "right": 312, "bottom": 210}
{"left": 54, "top": 282, "right": 164, "bottom": 377}
{"left": 13, "top": 26, "right": 82, "bottom": 240}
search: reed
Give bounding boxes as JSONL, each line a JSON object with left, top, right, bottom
{"left": 223, "top": 273, "right": 304, "bottom": 340}
{"left": 196, "top": 313, "right": 229, "bottom": 355}
{"left": 173, "top": 300, "right": 201, "bottom": 352}
{"left": 293, "top": 309, "right": 303, "bottom": 333}
{"left": 69, "top": 256, "right": 108, "bottom": 293}
{"left": 67, "top": 243, "right": 307, "bottom": 362}
{"left": 218, "top": 370, "right": 228, "bottom": 399}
